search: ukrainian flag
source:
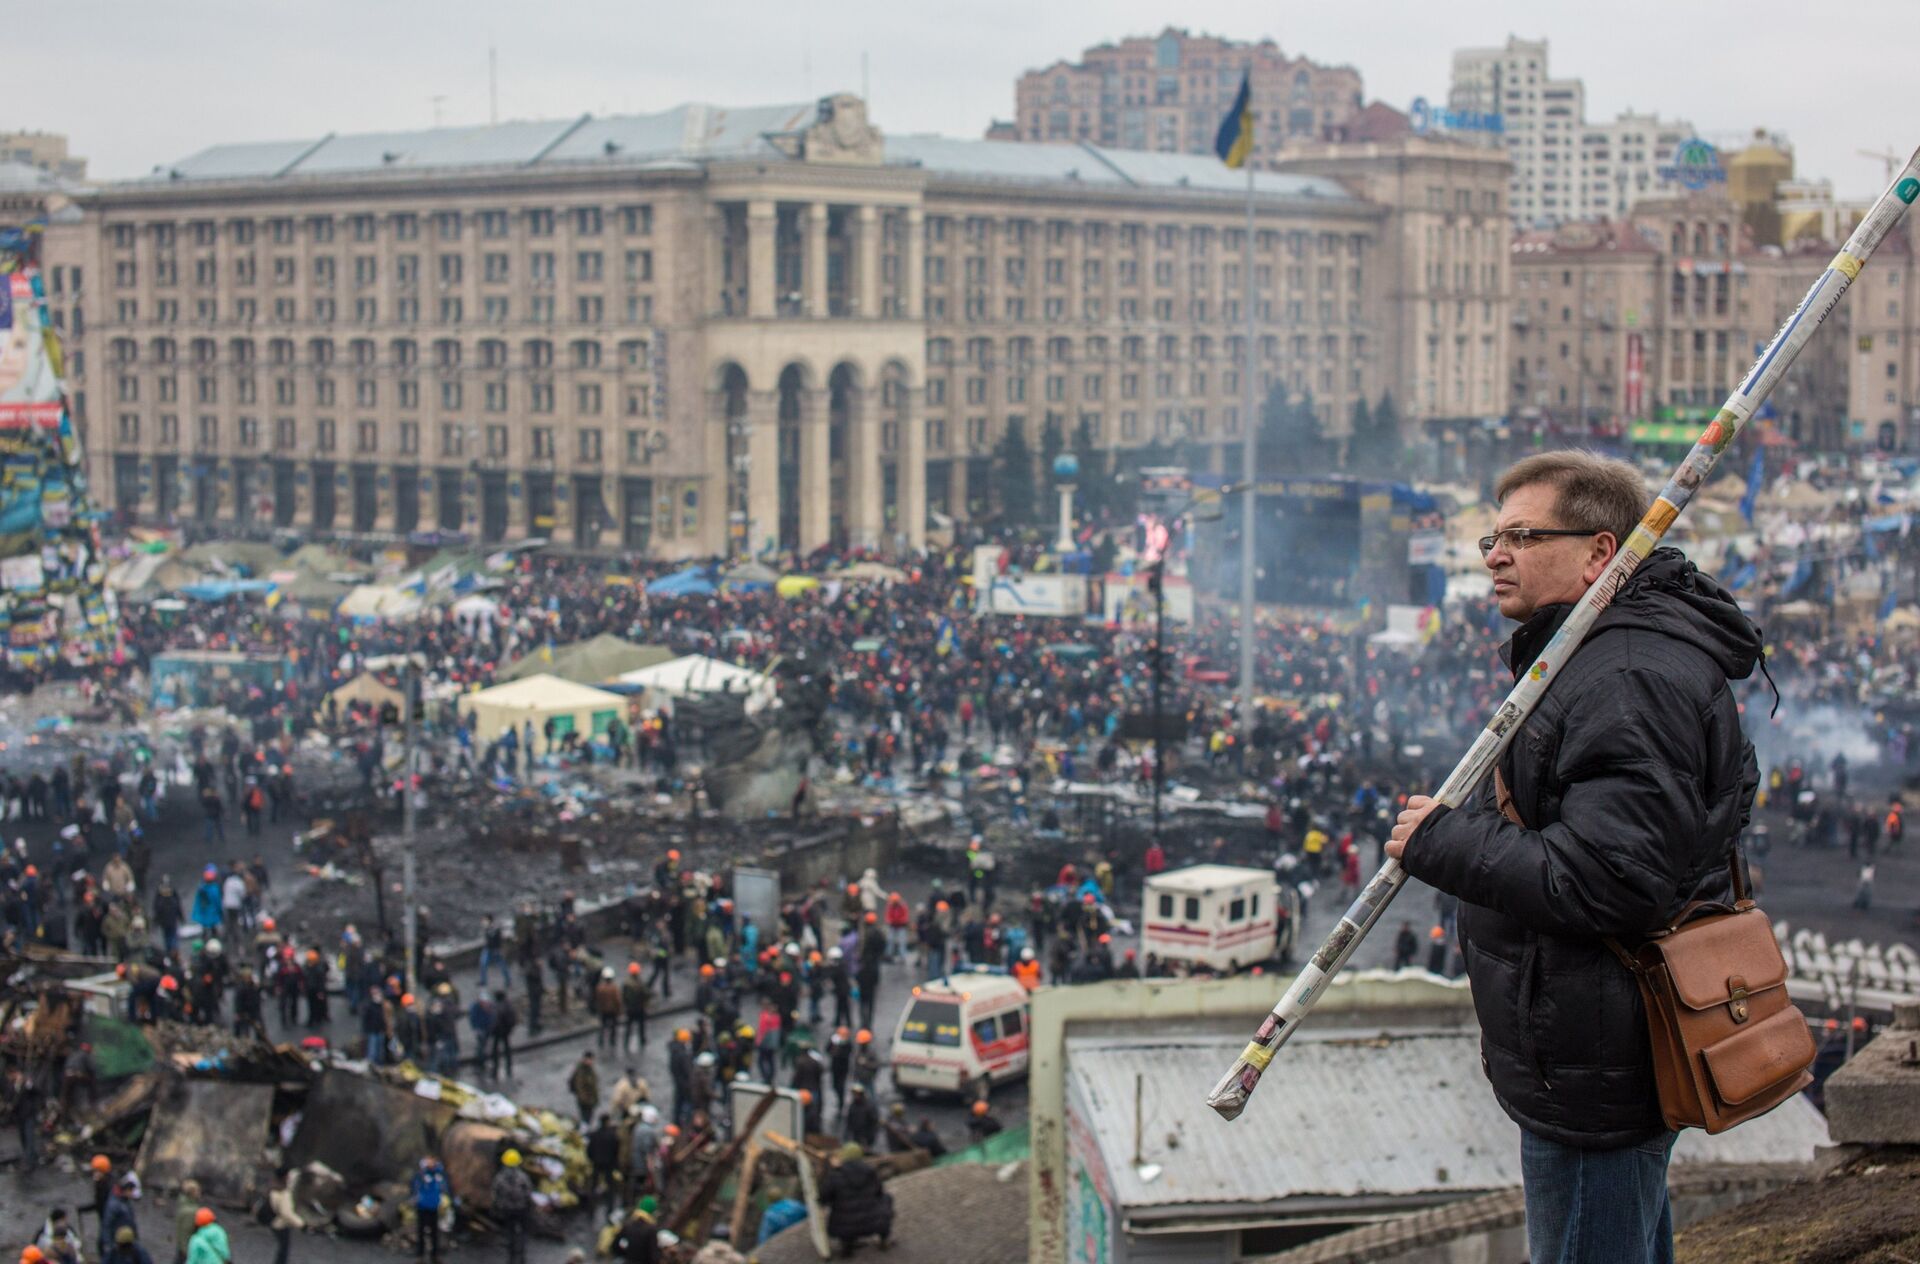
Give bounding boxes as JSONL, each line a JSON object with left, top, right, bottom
{"left": 1213, "top": 71, "right": 1254, "bottom": 169}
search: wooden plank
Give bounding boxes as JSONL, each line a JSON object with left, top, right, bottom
{"left": 760, "top": 1129, "right": 829, "bottom": 1252}
{"left": 663, "top": 1090, "right": 779, "bottom": 1237}
{"left": 725, "top": 1139, "right": 764, "bottom": 1249}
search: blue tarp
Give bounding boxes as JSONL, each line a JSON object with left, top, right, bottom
{"left": 177, "top": 580, "right": 275, "bottom": 602}
{"left": 645, "top": 566, "right": 716, "bottom": 597}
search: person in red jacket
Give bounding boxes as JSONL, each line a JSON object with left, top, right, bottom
{"left": 1143, "top": 842, "right": 1167, "bottom": 875}
{"left": 883, "top": 892, "right": 911, "bottom": 963}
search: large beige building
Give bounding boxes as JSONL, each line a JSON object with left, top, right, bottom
{"left": 42, "top": 95, "right": 1503, "bottom": 558}
{"left": 1, "top": 130, "right": 87, "bottom": 182}
{"left": 1504, "top": 191, "right": 1904, "bottom": 448}
{"left": 1276, "top": 138, "right": 1514, "bottom": 425}
{"left": 1002, "top": 28, "right": 1364, "bottom": 165}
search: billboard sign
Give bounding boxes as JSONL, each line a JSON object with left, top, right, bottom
{"left": 1410, "top": 97, "right": 1505, "bottom": 135}
{"left": 1658, "top": 139, "right": 1727, "bottom": 191}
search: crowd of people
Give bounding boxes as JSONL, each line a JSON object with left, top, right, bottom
{"left": 2, "top": 498, "right": 1917, "bottom": 1259}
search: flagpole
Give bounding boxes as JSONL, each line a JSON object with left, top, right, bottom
{"left": 1237, "top": 140, "right": 1258, "bottom": 737}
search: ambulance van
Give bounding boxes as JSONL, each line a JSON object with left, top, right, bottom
{"left": 1141, "top": 864, "right": 1283, "bottom": 973}
{"left": 888, "top": 969, "right": 1031, "bottom": 1097}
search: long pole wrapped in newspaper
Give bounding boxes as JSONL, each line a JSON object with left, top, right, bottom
{"left": 1207, "top": 147, "right": 1920, "bottom": 1121}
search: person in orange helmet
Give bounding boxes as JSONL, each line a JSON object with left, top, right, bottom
{"left": 851, "top": 1029, "right": 882, "bottom": 1097}
{"left": 967, "top": 1097, "right": 1004, "bottom": 1143}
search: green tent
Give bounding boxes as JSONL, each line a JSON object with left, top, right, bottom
{"left": 497, "top": 633, "right": 675, "bottom": 686}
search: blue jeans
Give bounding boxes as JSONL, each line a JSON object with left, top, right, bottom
{"left": 1521, "top": 1127, "right": 1676, "bottom": 1264}
{"left": 479, "top": 947, "right": 509, "bottom": 987}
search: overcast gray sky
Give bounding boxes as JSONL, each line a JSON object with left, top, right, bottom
{"left": 15, "top": 0, "right": 1914, "bottom": 200}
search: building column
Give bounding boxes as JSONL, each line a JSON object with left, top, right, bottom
{"left": 948, "top": 459, "right": 968, "bottom": 523}
{"left": 805, "top": 203, "right": 829, "bottom": 317}
{"left": 855, "top": 205, "right": 880, "bottom": 318}
{"left": 846, "top": 384, "right": 882, "bottom": 549}
{"left": 705, "top": 206, "right": 728, "bottom": 318}
{"left": 799, "top": 389, "right": 831, "bottom": 551}
{"left": 505, "top": 468, "right": 530, "bottom": 537}
{"left": 904, "top": 208, "right": 925, "bottom": 320}
{"left": 380, "top": 464, "right": 403, "bottom": 530}
{"left": 902, "top": 385, "right": 927, "bottom": 552}
{"left": 746, "top": 390, "right": 780, "bottom": 556}
{"left": 747, "top": 201, "right": 776, "bottom": 320}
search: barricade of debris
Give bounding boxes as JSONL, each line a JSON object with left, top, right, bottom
{"left": 3, "top": 972, "right": 587, "bottom": 1249}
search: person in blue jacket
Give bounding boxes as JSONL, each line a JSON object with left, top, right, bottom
{"left": 190, "top": 866, "right": 224, "bottom": 937}
{"left": 409, "top": 1156, "right": 448, "bottom": 1261}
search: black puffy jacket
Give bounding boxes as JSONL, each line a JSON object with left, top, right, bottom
{"left": 1403, "top": 549, "right": 1761, "bottom": 1148}
{"left": 821, "top": 1158, "right": 893, "bottom": 1242}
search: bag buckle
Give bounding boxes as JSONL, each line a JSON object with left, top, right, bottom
{"left": 1728, "top": 976, "right": 1750, "bottom": 1024}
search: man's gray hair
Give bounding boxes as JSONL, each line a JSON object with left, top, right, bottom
{"left": 1494, "top": 450, "right": 1647, "bottom": 548}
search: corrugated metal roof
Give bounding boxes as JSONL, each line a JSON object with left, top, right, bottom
{"left": 139, "top": 103, "right": 817, "bottom": 185}
{"left": 552, "top": 101, "right": 816, "bottom": 164}
{"left": 128, "top": 101, "right": 1360, "bottom": 203}
{"left": 1093, "top": 147, "right": 1351, "bottom": 200}
{"left": 291, "top": 118, "right": 581, "bottom": 174}
{"left": 885, "top": 135, "right": 1131, "bottom": 187}
{"left": 150, "top": 138, "right": 319, "bottom": 181}
{"left": 887, "top": 135, "right": 1356, "bottom": 203}
{"left": 1065, "top": 1031, "right": 1830, "bottom": 1212}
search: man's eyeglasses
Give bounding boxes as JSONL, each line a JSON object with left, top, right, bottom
{"left": 1477, "top": 528, "right": 1601, "bottom": 558}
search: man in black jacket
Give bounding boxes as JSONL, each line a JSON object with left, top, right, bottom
{"left": 820, "top": 1144, "right": 892, "bottom": 1257}
{"left": 1390, "top": 451, "right": 1761, "bottom": 1264}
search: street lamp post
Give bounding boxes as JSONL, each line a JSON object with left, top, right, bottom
{"left": 1150, "top": 552, "right": 1168, "bottom": 846}
{"left": 1146, "top": 482, "right": 1247, "bottom": 850}
{"left": 401, "top": 658, "right": 418, "bottom": 1001}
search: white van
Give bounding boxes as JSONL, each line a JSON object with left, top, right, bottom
{"left": 889, "top": 969, "right": 1031, "bottom": 1097}
{"left": 1142, "top": 864, "right": 1282, "bottom": 973}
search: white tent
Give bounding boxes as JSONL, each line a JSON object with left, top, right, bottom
{"left": 338, "top": 584, "right": 424, "bottom": 621}
{"left": 457, "top": 673, "right": 627, "bottom": 747}
{"left": 616, "top": 654, "right": 776, "bottom": 714}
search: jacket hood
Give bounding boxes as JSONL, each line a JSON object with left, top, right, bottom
{"left": 1508, "top": 549, "right": 1761, "bottom": 682}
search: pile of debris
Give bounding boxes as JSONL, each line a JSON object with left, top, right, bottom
{"left": 4, "top": 978, "right": 586, "bottom": 1248}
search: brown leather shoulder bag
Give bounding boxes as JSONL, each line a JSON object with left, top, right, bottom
{"left": 1494, "top": 770, "right": 1815, "bottom": 1134}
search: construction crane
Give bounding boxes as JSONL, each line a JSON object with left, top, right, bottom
{"left": 1860, "top": 147, "right": 1904, "bottom": 182}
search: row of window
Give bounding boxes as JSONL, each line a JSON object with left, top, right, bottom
{"left": 110, "top": 205, "right": 655, "bottom": 251}
{"left": 112, "top": 413, "right": 655, "bottom": 463}
{"left": 928, "top": 255, "right": 1364, "bottom": 292}
{"left": 923, "top": 218, "right": 1367, "bottom": 259}
{"left": 110, "top": 249, "right": 653, "bottom": 289}
{"left": 116, "top": 375, "right": 645, "bottom": 417}
{"left": 926, "top": 331, "right": 1366, "bottom": 366}
{"left": 104, "top": 293, "right": 654, "bottom": 327}
{"left": 927, "top": 293, "right": 1361, "bottom": 325}
{"left": 111, "top": 336, "right": 653, "bottom": 370}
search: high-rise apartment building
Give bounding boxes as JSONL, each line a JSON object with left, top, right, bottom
{"left": 45, "top": 95, "right": 1476, "bottom": 558}
{"left": 1003, "top": 28, "right": 1364, "bottom": 166}
{"left": 1449, "top": 36, "right": 1712, "bottom": 228}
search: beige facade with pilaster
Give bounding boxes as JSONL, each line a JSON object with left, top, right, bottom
{"left": 50, "top": 93, "right": 1492, "bottom": 558}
